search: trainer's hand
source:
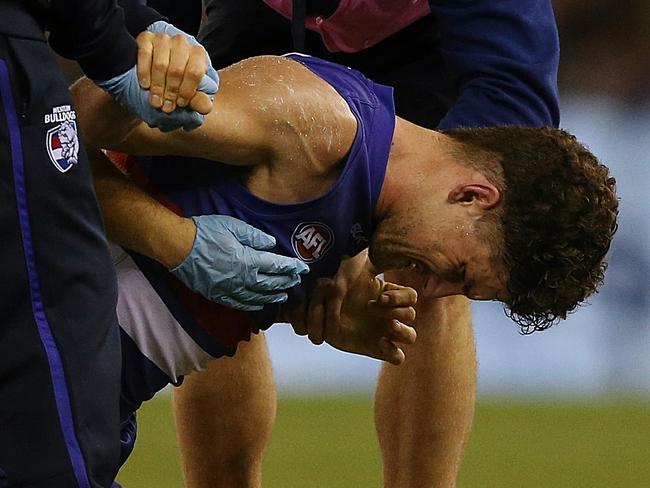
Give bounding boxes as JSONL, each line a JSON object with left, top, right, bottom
{"left": 94, "top": 22, "right": 218, "bottom": 132}
{"left": 170, "top": 215, "right": 310, "bottom": 311}
{"left": 140, "top": 21, "right": 219, "bottom": 115}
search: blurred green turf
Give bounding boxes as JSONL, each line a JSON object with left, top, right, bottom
{"left": 117, "top": 395, "right": 650, "bottom": 487}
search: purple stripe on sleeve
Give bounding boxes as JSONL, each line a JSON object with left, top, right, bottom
{"left": 0, "top": 59, "right": 91, "bottom": 488}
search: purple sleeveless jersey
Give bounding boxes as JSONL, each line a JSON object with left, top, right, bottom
{"left": 115, "top": 54, "right": 395, "bottom": 422}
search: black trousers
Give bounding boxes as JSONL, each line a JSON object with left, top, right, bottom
{"left": 198, "top": 0, "right": 456, "bottom": 129}
{"left": 0, "top": 30, "right": 121, "bottom": 488}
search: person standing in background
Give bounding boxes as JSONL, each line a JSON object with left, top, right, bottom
{"left": 137, "top": 1, "right": 560, "bottom": 486}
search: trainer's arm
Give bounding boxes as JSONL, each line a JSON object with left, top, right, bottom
{"left": 89, "top": 149, "right": 195, "bottom": 269}
{"left": 73, "top": 56, "right": 356, "bottom": 168}
{"left": 48, "top": 0, "right": 159, "bottom": 81}
{"left": 433, "top": 0, "right": 560, "bottom": 129}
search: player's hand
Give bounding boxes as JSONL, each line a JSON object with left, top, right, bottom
{"left": 170, "top": 215, "right": 310, "bottom": 311}
{"left": 139, "top": 21, "right": 219, "bottom": 115}
{"left": 294, "top": 249, "right": 369, "bottom": 345}
{"left": 292, "top": 250, "right": 418, "bottom": 365}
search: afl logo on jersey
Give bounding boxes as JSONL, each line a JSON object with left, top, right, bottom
{"left": 291, "top": 222, "right": 335, "bottom": 263}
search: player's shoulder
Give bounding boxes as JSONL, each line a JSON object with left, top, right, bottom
{"left": 218, "top": 54, "right": 359, "bottom": 175}
{"left": 282, "top": 53, "right": 382, "bottom": 106}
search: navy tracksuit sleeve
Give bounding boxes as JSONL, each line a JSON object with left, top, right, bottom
{"left": 431, "top": 0, "right": 560, "bottom": 129}
{"left": 47, "top": 0, "right": 162, "bottom": 81}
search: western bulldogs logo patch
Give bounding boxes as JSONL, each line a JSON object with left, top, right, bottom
{"left": 45, "top": 105, "right": 79, "bottom": 173}
{"left": 291, "top": 222, "right": 334, "bottom": 263}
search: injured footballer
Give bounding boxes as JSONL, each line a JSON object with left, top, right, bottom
{"left": 72, "top": 53, "right": 618, "bottom": 468}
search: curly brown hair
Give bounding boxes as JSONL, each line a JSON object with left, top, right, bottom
{"left": 444, "top": 126, "right": 619, "bottom": 334}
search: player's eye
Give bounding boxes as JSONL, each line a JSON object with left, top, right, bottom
{"left": 406, "top": 261, "right": 426, "bottom": 273}
{"left": 415, "top": 261, "right": 427, "bottom": 273}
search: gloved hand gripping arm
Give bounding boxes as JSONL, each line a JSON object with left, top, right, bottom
{"left": 171, "top": 215, "right": 309, "bottom": 311}
{"left": 90, "top": 150, "right": 309, "bottom": 311}
{"left": 48, "top": 2, "right": 217, "bottom": 131}
{"left": 95, "top": 21, "right": 219, "bottom": 132}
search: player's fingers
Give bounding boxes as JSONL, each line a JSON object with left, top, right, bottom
{"left": 161, "top": 36, "right": 191, "bottom": 113}
{"left": 366, "top": 303, "right": 416, "bottom": 325}
{"left": 379, "top": 337, "right": 405, "bottom": 365}
{"left": 389, "top": 319, "right": 417, "bottom": 345}
{"left": 370, "top": 285, "right": 418, "bottom": 307}
{"left": 290, "top": 301, "right": 310, "bottom": 336}
{"left": 306, "top": 278, "right": 330, "bottom": 345}
{"left": 149, "top": 33, "right": 172, "bottom": 109}
{"left": 177, "top": 47, "right": 209, "bottom": 109}
{"left": 324, "top": 284, "right": 345, "bottom": 340}
{"left": 291, "top": 317, "right": 308, "bottom": 336}
{"left": 395, "top": 306, "right": 417, "bottom": 324}
{"left": 136, "top": 31, "right": 155, "bottom": 89}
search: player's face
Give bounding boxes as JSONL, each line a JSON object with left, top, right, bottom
{"left": 369, "top": 211, "right": 509, "bottom": 301}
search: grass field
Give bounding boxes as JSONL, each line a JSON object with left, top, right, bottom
{"left": 118, "top": 394, "right": 650, "bottom": 487}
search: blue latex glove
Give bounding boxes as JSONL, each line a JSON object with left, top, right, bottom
{"left": 95, "top": 21, "right": 219, "bottom": 132}
{"left": 171, "top": 215, "right": 310, "bottom": 311}
{"left": 95, "top": 67, "right": 217, "bottom": 131}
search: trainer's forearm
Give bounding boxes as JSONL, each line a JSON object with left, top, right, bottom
{"left": 375, "top": 293, "right": 476, "bottom": 488}
{"left": 89, "top": 149, "right": 195, "bottom": 268}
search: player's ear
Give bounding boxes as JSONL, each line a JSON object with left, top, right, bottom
{"left": 448, "top": 183, "right": 500, "bottom": 216}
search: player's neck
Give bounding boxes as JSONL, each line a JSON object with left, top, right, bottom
{"left": 375, "top": 118, "right": 447, "bottom": 219}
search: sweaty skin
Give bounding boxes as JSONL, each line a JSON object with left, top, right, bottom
{"left": 74, "top": 55, "right": 482, "bottom": 487}
{"left": 89, "top": 146, "right": 417, "bottom": 365}
{"left": 78, "top": 56, "right": 507, "bottom": 299}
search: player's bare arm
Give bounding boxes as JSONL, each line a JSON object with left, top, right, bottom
{"left": 74, "top": 56, "right": 356, "bottom": 184}
{"left": 89, "top": 149, "right": 195, "bottom": 269}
